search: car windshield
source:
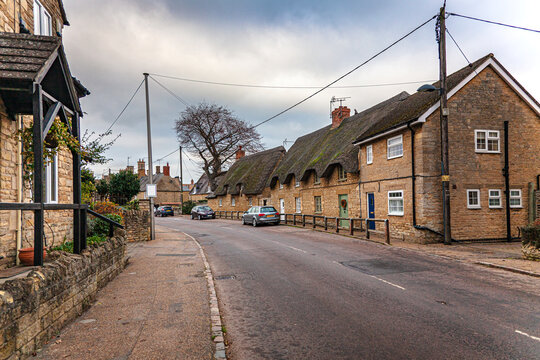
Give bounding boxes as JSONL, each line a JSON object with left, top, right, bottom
{"left": 163, "top": 206, "right": 172, "bottom": 210}
{"left": 199, "top": 206, "right": 212, "bottom": 211}
{"left": 261, "top": 207, "right": 277, "bottom": 213}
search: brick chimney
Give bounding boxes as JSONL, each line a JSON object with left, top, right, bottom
{"left": 163, "top": 163, "right": 170, "bottom": 176}
{"left": 191, "top": 179, "right": 194, "bottom": 185}
{"left": 126, "top": 165, "right": 134, "bottom": 174}
{"left": 331, "top": 106, "right": 351, "bottom": 129}
{"left": 137, "top": 159, "right": 146, "bottom": 178}
{"left": 235, "top": 146, "right": 245, "bottom": 160}
{"left": 156, "top": 165, "right": 161, "bottom": 174}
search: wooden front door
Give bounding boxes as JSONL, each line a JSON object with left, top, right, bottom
{"left": 339, "top": 194, "right": 349, "bottom": 228}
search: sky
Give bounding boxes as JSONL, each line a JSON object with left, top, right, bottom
{"left": 61, "top": 0, "right": 540, "bottom": 181}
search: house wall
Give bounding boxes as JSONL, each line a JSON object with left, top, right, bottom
{"left": 0, "top": 0, "right": 64, "bottom": 35}
{"left": 358, "top": 65, "right": 540, "bottom": 242}
{"left": 268, "top": 167, "right": 360, "bottom": 220}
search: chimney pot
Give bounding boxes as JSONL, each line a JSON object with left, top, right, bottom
{"left": 163, "top": 163, "right": 170, "bottom": 176}
{"left": 331, "top": 106, "right": 351, "bottom": 129}
{"left": 156, "top": 166, "right": 161, "bottom": 174}
{"left": 235, "top": 146, "right": 246, "bottom": 160}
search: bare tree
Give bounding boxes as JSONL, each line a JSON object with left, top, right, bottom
{"left": 175, "top": 102, "right": 264, "bottom": 190}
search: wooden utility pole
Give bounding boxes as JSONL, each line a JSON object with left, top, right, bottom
{"left": 143, "top": 73, "right": 155, "bottom": 240}
{"left": 179, "top": 145, "right": 184, "bottom": 209}
{"left": 438, "top": 4, "right": 451, "bottom": 245}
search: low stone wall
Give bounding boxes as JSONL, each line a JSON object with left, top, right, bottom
{"left": 124, "top": 209, "right": 150, "bottom": 242}
{"left": 0, "top": 235, "right": 127, "bottom": 359}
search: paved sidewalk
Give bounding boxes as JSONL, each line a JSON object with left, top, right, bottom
{"left": 391, "top": 240, "right": 540, "bottom": 277}
{"left": 35, "top": 225, "right": 214, "bottom": 360}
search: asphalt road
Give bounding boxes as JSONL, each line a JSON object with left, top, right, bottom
{"left": 159, "top": 217, "right": 540, "bottom": 360}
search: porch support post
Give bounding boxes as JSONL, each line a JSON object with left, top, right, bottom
{"left": 32, "top": 83, "right": 44, "bottom": 266}
{"left": 72, "top": 112, "right": 81, "bottom": 254}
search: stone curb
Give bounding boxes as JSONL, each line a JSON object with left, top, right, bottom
{"left": 184, "top": 232, "right": 227, "bottom": 359}
{"left": 475, "top": 261, "right": 540, "bottom": 278}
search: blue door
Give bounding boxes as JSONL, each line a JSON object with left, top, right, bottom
{"left": 367, "top": 193, "right": 375, "bottom": 230}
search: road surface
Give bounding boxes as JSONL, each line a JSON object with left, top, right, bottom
{"left": 159, "top": 216, "right": 540, "bottom": 360}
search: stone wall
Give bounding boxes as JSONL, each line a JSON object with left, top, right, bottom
{"left": 0, "top": 235, "right": 127, "bottom": 359}
{"left": 123, "top": 199, "right": 150, "bottom": 242}
{"left": 536, "top": 191, "right": 540, "bottom": 221}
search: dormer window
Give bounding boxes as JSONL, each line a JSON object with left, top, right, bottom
{"left": 337, "top": 165, "right": 347, "bottom": 180}
{"left": 33, "top": 0, "right": 52, "bottom": 36}
{"left": 314, "top": 172, "right": 320, "bottom": 185}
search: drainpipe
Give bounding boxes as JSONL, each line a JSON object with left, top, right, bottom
{"left": 504, "top": 121, "right": 511, "bottom": 242}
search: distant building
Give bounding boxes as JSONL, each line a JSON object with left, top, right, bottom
{"left": 136, "top": 161, "right": 192, "bottom": 207}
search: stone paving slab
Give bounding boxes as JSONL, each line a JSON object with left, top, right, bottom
{"left": 34, "top": 226, "right": 214, "bottom": 360}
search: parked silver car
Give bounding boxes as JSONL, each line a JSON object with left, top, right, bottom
{"left": 242, "top": 206, "right": 280, "bottom": 226}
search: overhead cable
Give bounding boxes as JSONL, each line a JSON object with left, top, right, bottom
{"left": 448, "top": 12, "right": 540, "bottom": 33}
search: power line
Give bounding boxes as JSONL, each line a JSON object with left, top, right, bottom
{"left": 446, "top": 27, "right": 471, "bottom": 65}
{"left": 103, "top": 79, "right": 145, "bottom": 134}
{"left": 149, "top": 75, "right": 190, "bottom": 106}
{"left": 250, "top": 14, "right": 437, "bottom": 129}
{"left": 148, "top": 74, "right": 436, "bottom": 90}
{"left": 156, "top": 148, "right": 179, "bottom": 162}
{"left": 448, "top": 12, "right": 540, "bottom": 33}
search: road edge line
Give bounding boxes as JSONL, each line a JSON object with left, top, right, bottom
{"left": 184, "top": 232, "right": 228, "bottom": 359}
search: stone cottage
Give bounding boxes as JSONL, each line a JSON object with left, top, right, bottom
{"left": 207, "top": 146, "right": 286, "bottom": 211}
{"left": 135, "top": 161, "right": 189, "bottom": 207}
{"left": 353, "top": 54, "right": 540, "bottom": 242}
{"left": 0, "top": 0, "right": 88, "bottom": 268}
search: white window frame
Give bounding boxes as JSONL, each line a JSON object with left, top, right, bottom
{"left": 387, "top": 135, "right": 403, "bottom": 159}
{"left": 366, "top": 145, "right": 373, "bottom": 164}
{"left": 337, "top": 165, "right": 347, "bottom": 180}
{"left": 475, "top": 130, "right": 500, "bottom": 153}
{"left": 509, "top": 189, "right": 522, "bottom": 208}
{"left": 279, "top": 181, "right": 283, "bottom": 190}
{"left": 33, "top": 0, "right": 52, "bottom": 36}
{"left": 45, "top": 154, "right": 58, "bottom": 204}
{"left": 219, "top": 198, "right": 222, "bottom": 207}
{"left": 295, "top": 179, "right": 300, "bottom": 187}
{"left": 314, "top": 173, "right": 321, "bottom": 185}
{"left": 295, "top": 197, "right": 301, "bottom": 213}
{"left": 488, "top": 189, "right": 502, "bottom": 209}
{"left": 387, "top": 190, "right": 404, "bottom": 216}
{"left": 231, "top": 197, "right": 236, "bottom": 207}
{"left": 248, "top": 197, "right": 252, "bottom": 206}
{"left": 467, "top": 189, "right": 481, "bottom": 209}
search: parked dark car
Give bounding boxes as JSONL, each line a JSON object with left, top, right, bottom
{"left": 242, "top": 206, "right": 280, "bottom": 226}
{"left": 155, "top": 206, "right": 174, "bottom": 217}
{"left": 191, "top": 205, "right": 215, "bottom": 220}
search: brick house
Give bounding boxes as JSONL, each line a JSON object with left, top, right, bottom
{"left": 267, "top": 106, "right": 374, "bottom": 226}
{"left": 136, "top": 161, "right": 190, "bottom": 207}
{"left": 207, "top": 146, "right": 285, "bottom": 211}
{"left": 0, "top": 0, "right": 88, "bottom": 268}
{"left": 353, "top": 54, "right": 540, "bottom": 242}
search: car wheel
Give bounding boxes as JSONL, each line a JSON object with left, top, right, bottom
{"left": 252, "top": 218, "right": 257, "bottom": 227}
{"left": 242, "top": 217, "right": 246, "bottom": 225}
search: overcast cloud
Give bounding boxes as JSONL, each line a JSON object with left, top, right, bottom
{"left": 61, "top": 0, "right": 540, "bottom": 181}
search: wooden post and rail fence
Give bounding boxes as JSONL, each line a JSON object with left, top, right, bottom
{"left": 214, "top": 211, "right": 391, "bottom": 244}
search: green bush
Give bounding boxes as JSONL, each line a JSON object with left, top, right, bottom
{"left": 89, "top": 213, "right": 123, "bottom": 237}
{"left": 182, "top": 200, "right": 196, "bottom": 214}
{"left": 522, "top": 224, "right": 540, "bottom": 249}
{"left": 50, "top": 235, "right": 108, "bottom": 254}
{"left": 124, "top": 198, "right": 140, "bottom": 210}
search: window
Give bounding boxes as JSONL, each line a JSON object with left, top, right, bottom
{"left": 33, "top": 0, "right": 52, "bottom": 36}
{"left": 366, "top": 145, "right": 373, "bottom": 164}
{"left": 337, "top": 165, "right": 347, "bottom": 180}
{"left": 248, "top": 197, "right": 252, "bottom": 206}
{"left": 45, "top": 154, "right": 58, "bottom": 203}
{"left": 295, "top": 179, "right": 300, "bottom": 187}
{"left": 467, "top": 189, "right": 481, "bottom": 209}
{"left": 488, "top": 189, "right": 502, "bottom": 208}
{"left": 314, "top": 196, "right": 322, "bottom": 213}
{"left": 509, "top": 189, "right": 522, "bottom": 208}
{"left": 295, "top": 197, "right": 301, "bottom": 213}
{"left": 279, "top": 181, "right": 283, "bottom": 190}
{"left": 219, "top": 198, "right": 222, "bottom": 207}
{"left": 387, "top": 135, "right": 403, "bottom": 159}
{"left": 475, "top": 130, "right": 500, "bottom": 153}
{"left": 314, "top": 172, "right": 320, "bottom": 185}
{"left": 388, "top": 190, "right": 403, "bottom": 216}
{"left": 231, "top": 197, "right": 236, "bottom": 206}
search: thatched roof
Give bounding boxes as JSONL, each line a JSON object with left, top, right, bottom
{"left": 354, "top": 54, "right": 494, "bottom": 143}
{"left": 270, "top": 91, "right": 411, "bottom": 185}
{"left": 214, "top": 146, "right": 286, "bottom": 196}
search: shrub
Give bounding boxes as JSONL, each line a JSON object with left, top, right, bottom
{"left": 92, "top": 201, "right": 124, "bottom": 219}
{"left": 50, "top": 234, "right": 108, "bottom": 254}
{"left": 123, "top": 198, "right": 140, "bottom": 211}
{"left": 522, "top": 223, "right": 540, "bottom": 250}
{"left": 182, "top": 200, "right": 196, "bottom": 214}
{"left": 89, "top": 213, "right": 123, "bottom": 237}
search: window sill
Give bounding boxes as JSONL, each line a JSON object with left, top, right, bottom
{"left": 510, "top": 206, "right": 523, "bottom": 209}
{"left": 475, "top": 150, "right": 501, "bottom": 154}
{"left": 388, "top": 213, "right": 404, "bottom": 216}
{"left": 338, "top": 178, "right": 347, "bottom": 182}
{"left": 387, "top": 154, "right": 403, "bottom": 160}
{"left": 488, "top": 206, "right": 502, "bottom": 209}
